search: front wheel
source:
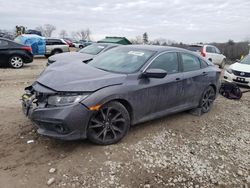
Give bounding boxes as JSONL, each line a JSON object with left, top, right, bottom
{"left": 199, "top": 86, "right": 216, "bottom": 113}
{"left": 87, "top": 101, "right": 130, "bottom": 145}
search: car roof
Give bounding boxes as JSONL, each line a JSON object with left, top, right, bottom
{"left": 117, "top": 44, "right": 190, "bottom": 53}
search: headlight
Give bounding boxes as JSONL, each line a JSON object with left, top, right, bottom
{"left": 47, "top": 94, "right": 89, "bottom": 106}
{"left": 226, "top": 68, "right": 232, "bottom": 74}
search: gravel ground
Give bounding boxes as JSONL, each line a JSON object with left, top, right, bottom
{"left": 0, "top": 58, "right": 249, "bottom": 188}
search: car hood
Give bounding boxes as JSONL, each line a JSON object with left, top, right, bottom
{"left": 230, "top": 62, "right": 250, "bottom": 73}
{"left": 49, "top": 52, "right": 95, "bottom": 63}
{"left": 37, "top": 62, "right": 126, "bottom": 92}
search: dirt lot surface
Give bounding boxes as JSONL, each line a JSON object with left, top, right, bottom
{"left": 0, "top": 58, "right": 249, "bottom": 188}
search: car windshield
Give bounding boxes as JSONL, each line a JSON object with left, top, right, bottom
{"left": 79, "top": 44, "right": 107, "bottom": 55}
{"left": 240, "top": 55, "right": 250, "bottom": 65}
{"left": 88, "top": 47, "right": 155, "bottom": 74}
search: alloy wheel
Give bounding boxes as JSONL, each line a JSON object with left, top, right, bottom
{"left": 88, "top": 102, "right": 130, "bottom": 145}
{"left": 201, "top": 87, "right": 215, "bottom": 113}
{"left": 10, "top": 56, "right": 23, "bottom": 68}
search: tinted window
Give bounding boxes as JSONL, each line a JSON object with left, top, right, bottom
{"left": 0, "top": 40, "right": 8, "bottom": 47}
{"left": 149, "top": 52, "right": 178, "bottom": 74}
{"left": 181, "top": 54, "right": 201, "bottom": 72}
{"left": 88, "top": 48, "right": 155, "bottom": 73}
{"left": 46, "top": 39, "right": 65, "bottom": 45}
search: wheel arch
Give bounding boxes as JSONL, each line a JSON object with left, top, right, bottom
{"left": 101, "top": 98, "right": 134, "bottom": 124}
{"left": 209, "top": 83, "right": 217, "bottom": 93}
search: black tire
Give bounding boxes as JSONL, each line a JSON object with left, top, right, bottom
{"left": 9, "top": 55, "right": 24, "bottom": 69}
{"left": 79, "top": 45, "right": 84, "bottom": 49}
{"left": 87, "top": 101, "right": 130, "bottom": 145}
{"left": 199, "top": 86, "right": 216, "bottom": 113}
{"left": 51, "top": 49, "right": 62, "bottom": 56}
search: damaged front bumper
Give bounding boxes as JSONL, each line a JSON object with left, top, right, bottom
{"left": 21, "top": 84, "right": 92, "bottom": 140}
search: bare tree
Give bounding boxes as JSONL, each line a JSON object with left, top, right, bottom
{"left": 35, "top": 24, "right": 56, "bottom": 37}
{"left": 59, "top": 30, "right": 68, "bottom": 38}
{"left": 130, "top": 35, "right": 143, "bottom": 44}
{"left": 71, "top": 28, "right": 91, "bottom": 41}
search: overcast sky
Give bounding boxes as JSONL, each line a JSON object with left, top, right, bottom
{"left": 0, "top": 0, "right": 250, "bottom": 43}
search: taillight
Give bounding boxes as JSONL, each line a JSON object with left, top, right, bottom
{"left": 201, "top": 47, "right": 206, "bottom": 57}
{"left": 21, "top": 46, "right": 32, "bottom": 53}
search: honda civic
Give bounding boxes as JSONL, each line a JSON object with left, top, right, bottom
{"left": 22, "top": 45, "right": 221, "bottom": 145}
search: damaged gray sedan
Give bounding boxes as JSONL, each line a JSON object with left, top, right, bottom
{"left": 22, "top": 45, "right": 221, "bottom": 145}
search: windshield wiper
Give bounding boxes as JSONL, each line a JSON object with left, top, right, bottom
{"left": 82, "top": 58, "right": 93, "bottom": 64}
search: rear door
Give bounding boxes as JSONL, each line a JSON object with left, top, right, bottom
{"left": 180, "top": 53, "right": 206, "bottom": 107}
{"left": 0, "top": 39, "right": 10, "bottom": 64}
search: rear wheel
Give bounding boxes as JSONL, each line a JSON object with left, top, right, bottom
{"left": 79, "top": 45, "right": 84, "bottom": 49}
{"left": 9, "top": 56, "right": 24, "bottom": 68}
{"left": 51, "top": 49, "right": 62, "bottom": 56}
{"left": 87, "top": 101, "right": 130, "bottom": 145}
{"left": 199, "top": 86, "right": 216, "bottom": 113}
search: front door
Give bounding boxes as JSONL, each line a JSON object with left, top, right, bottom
{"left": 133, "top": 52, "right": 183, "bottom": 121}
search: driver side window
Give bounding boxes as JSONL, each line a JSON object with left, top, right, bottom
{"left": 149, "top": 52, "right": 179, "bottom": 74}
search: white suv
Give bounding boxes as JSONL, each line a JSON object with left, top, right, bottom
{"left": 187, "top": 44, "right": 226, "bottom": 68}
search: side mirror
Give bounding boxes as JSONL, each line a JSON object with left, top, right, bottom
{"left": 140, "top": 68, "right": 167, "bottom": 79}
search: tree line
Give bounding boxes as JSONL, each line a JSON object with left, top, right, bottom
{"left": 130, "top": 33, "right": 250, "bottom": 61}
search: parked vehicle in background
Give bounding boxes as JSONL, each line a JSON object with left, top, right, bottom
{"left": 25, "top": 29, "right": 42, "bottom": 36}
{"left": 73, "top": 40, "right": 93, "bottom": 49}
{"left": 45, "top": 38, "right": 69, "bottom": 58}
{"left": 47, "top": 43, "right": 119, "bottom": 66}
{"left": 22, "top": 45, "right": 220, "bottom": 145}
{"left": 63, "top": 38, "right": 74, "bottom": 47}
{"left": 14, "top": 34, "right": 46, "bottom": 56}
{"left": 224, "top": 54, "right": 250, "bottom": 87}
{"left": 0, "top": 37, "right": 33, "bottom": 68}
{"left": 187, "top": 44, "right": 226, "bottom": 68}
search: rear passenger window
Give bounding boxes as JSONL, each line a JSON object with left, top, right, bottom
{"left": 149, "top": 52, "right": 178, "bottom": 74}
{"left": 181, "top": 54, "right": 200, "bottom": 72}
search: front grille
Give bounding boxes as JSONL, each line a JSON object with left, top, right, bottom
{"left": 232, "top": 70, "right": 250, "bottom": 77}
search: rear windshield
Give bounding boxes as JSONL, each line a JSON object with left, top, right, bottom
{"left": 187, "top": 46, "right": 202, "bottom": 52}
{"left": 240, "top": 55, "right": 250, "bottom": 65}
{"left": 79, "top": 44, "right": 107, "bottom": 55}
